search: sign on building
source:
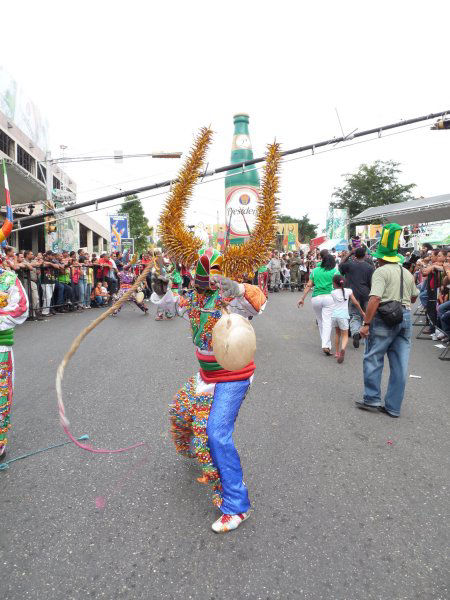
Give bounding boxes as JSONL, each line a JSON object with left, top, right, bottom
{"left": 0, "top": 67, "right": 49, "bottom": 151}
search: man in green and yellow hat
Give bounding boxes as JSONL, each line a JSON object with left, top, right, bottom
{"left": 372, "top": 222, "right": 405, "bottom": 264}
{"left": 357, "top": 223, "right": 419, "bottom": 418}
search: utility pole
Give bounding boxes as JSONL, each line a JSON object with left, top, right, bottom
{"left": 44, "top": 150, "right": 54, "bottom": 250}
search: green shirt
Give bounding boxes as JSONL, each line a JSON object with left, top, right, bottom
{"left": 58, "top": 269, "right": 70, "bottom": 284}
{"left": 310, "top": 266, "right": 338, "bottom": 297}
{"left": 370, "top": 264, "right": 419, "bottom": 308}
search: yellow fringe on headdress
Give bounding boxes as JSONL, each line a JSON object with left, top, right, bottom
{"left": 158, "top": 127, "right": 213, "bottom": 266}
{"left": 158, "top": 128, "right": 281, "bottom": 280}
{"left": 222, "top": 142, "right": 281, "bottom": 281}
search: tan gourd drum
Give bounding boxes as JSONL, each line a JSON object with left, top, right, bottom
{"left": 212, "top": 313, "right": 256, "bottom": 371}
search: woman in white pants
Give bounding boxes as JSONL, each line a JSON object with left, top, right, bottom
{"left": 297, "top": 252, "right": 338, "bottom": 354}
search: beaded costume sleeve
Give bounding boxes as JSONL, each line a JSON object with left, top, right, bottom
{"left": 0, "top": 271, "right": 29, "bottom": 332}
{"left": 228, "top": 284, "right": 267, "bottom": 317}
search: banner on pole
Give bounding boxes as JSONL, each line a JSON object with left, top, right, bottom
{"left": 109, "top": 215, "right": 129, "bottom": 251}
{"left": 326, "top": 207, "right": 348, "bottom": 241}
{"left": 120, "top": 238, "right": 134, "bottom": 254}
{"left": 276, "top": 223, "right": 299, "bottom": 251}
{"left": 46, "top": 200, "right": 80, "bottom": 252}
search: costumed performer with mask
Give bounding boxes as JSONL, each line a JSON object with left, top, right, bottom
{"left": 0, "top": 161, "right": 29, "bottom": 461}
{"left": 158, "top": 128, "right": 281, "bottom": 533}
{"left": 151, "top": 249, "right": 176, "bottom": 320}
{"left": 111, "top": 264, "right": 149, "bottom": 317}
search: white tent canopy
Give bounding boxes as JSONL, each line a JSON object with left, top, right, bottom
{"left": 351, "top": 194, "right": 450, "bottom": 226}
{"left": 318, "top": 238, "right": 348, "bottom": 251}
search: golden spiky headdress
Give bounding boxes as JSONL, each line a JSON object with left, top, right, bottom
{"left": 158, "top": 127, "right": 281, "bottom": 281}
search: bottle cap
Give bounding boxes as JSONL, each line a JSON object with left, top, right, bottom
{"left": 233, "top": 113, "right": 249, "bottom": 124}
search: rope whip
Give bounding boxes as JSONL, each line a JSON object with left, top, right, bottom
{"left": 56, "top": 262, "right": 154, "bottom": 454}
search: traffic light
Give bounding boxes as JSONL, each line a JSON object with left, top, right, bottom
{"left": 431, "top": 118, "right": 450, "bottom": 130}
{"left": 47, "top": 218, "right": 57, "bottom": 233}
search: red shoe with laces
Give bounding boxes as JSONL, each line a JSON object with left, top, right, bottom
{"left": 211, "top": 511, "right": 250, "bottom": 533}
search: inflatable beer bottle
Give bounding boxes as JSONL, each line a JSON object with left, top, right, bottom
{"left": 225, "top": 114, "right": 260, "bottom": 246}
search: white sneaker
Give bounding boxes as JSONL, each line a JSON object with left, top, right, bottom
{"left": 211, "top": 512, "right": 250, "bottom": 533}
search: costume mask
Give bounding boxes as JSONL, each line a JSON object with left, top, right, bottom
{"left": 194, "top": 248, "right": 223, "bottom": 289}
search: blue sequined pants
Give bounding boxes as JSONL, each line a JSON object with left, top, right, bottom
{"left": 207, "top": 379, "right": 251, "bottom": 515}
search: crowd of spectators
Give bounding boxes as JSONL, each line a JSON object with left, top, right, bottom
{"left": 267, "top": 240, "right": 450, "bottom": 352}
{"left": 1, "top": 248, "right": 144, "bottom": 319}
{"left": 266, "top": 245, "right": 374, "bottom": 293}
{"left": 334, "top": 242, "right": 450, "bottom": 345}
{"left": 405, "top": 244, "right": 450, "bottom": 341}
{"left": 3, "top": 238, "right": 449, "bottom": 346}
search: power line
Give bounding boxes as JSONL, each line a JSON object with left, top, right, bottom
{"left": 13, "top": 108, "right": 448, "bottom": 228}
{"left": 11, "top": 120, "right": 434, "bottom": 235}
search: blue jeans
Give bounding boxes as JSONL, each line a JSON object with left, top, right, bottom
{"left": 77, "top": 279, "right": 86, "bottom": 307}
{"left": 363, "top": 310, "right": 412, "bottom": 416}
{"left": 349, "top": 301, "right": 364, "bottom": 337}
{"left": 85, "top": 283, "right": 92, "bottom": 307}
{"left": 437, "top": 300, "right": 450, "bottom": 335}
{"left": 71, "top": 281, "right": 81, "bottom": 305}
{"left": 55, "top": 282, "right": 73, "bottom": 306}
{"left": 94, "top": 296, "right": 105, "bottom": 306}
{"left": 419, "top": 283, "right": 428, "bottom": 308}
{"left": 207, "top": 379, "right": 251, "bottom": 515}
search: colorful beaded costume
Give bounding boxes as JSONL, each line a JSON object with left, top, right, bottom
{"left": 111, "top": 269, "right": 148, "bottom": 316}
{"left": 0, "top": 161, "right": 29, "bottom": 458}
{"left": 0, "top": 268, "right": 29, "bottom": 455}
{"left": 157, "top": 128, "right": 281, "bottom": 516}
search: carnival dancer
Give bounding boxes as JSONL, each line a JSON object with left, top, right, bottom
{"left": 257, "top": 263, "right": 269, "bottom": 297}
{"left": 111, "top": 265, "right": 148, "bottom": 317}
{"left": 150, "top": 250, "right": 176, "bottom": 320}
{"left": 170, "top": 262, "right": 183, "bottom": 296}
{"left": 158, "top": 128, "right": 281, "bottom": 533}
{"left": 0, "top": 261, "right": 29, "bottom": 460}
{"left": 165, "top": 261, "right": 182, "bottom": 318}
{"left": 0, "top": 161, "right": 29, "bottom": 461}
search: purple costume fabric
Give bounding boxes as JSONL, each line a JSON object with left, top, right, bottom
{"left": 112, "top": 271, "right": 147, "bottom": 315}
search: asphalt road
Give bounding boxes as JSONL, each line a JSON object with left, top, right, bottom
{"left": 1, "top": 292, "right": 449, "bottom": 600}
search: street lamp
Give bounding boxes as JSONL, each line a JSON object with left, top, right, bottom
{"left": 39, "top": 149, "right": 183, "bottom": 249}
{"left": 430, "top": 118, "right": 450, "bottom": 130}
{"left": 47, "top": 152, "right": 183, "bottom": 164}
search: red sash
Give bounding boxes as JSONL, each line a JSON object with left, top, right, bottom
{"left": 196, "top": 350, "right": 255, "bottom": 383}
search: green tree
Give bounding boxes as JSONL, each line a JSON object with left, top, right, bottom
{"left": 331, "top": 160, "right": 415, "bottom": 234}
{"left": 278, "top": 213, "right": 318, "bottom": 243}
{"left": 119, "top": 195, "right": 151, "bottom": 255}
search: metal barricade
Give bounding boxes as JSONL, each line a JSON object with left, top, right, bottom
{"left": 19, "top": 265, "right": 104, "bottom": 319}
{"left": 16, "top": 262, "right": 156, "bottom": 320}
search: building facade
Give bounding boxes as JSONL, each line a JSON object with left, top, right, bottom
{"left": 0, "top": 73, "right": 108, "bottom": 253}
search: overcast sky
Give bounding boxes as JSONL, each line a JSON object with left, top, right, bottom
{"left": 3, "top": 0, "right": 450, "bottom": 234}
